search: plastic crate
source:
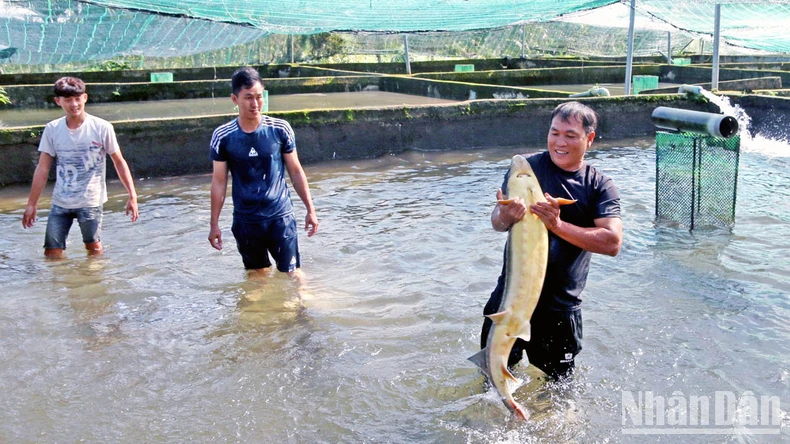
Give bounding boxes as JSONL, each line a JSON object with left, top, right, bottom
{"left": 150, "top": 72, "right": 174, "bottom": 83}
{"left": 633, "top": 75, "right": 659, "bottom": 94}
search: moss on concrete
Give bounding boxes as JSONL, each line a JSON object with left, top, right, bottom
{"left": 4, "top": 93, "right": 784, "bottom": 187}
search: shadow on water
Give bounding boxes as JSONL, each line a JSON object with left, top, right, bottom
{"left": 207, "top": 270, "right": 320, "bottom": 355}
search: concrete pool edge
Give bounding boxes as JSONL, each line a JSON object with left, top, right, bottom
{"left": 1, "top": 94, "right": 785, "bottom": 187}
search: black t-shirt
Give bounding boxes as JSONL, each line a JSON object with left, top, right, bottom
{"left": 500, "top": 151, "right": 621, "bottom": 311}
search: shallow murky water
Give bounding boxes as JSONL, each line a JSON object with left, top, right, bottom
{"left": 0, "top": 139, "right": 788, "bottom": 443}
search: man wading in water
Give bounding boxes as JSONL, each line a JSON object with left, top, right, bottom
{"left": 481, "top": 101, "right": 623, "bottom": 379}
{"left": 208, "top": 67, "right": 318, "bottom": 277}
{"left": 23, "top": 76, "right": 138, "bottom": 258}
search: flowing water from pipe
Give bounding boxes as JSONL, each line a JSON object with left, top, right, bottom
{"left": 700, "top": 89, "right": 789, "bottom": 158}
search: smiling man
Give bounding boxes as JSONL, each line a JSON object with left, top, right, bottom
{"left": 480, "top": 101, "right": 623, "bottom": 379}
{"left": 22, "top": 76, "right": 138, "bottom": 258}
{"left": 208, "top": 67, "right": 318, "bottom": 277}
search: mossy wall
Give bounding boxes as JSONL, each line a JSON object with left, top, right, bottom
{"left": 414, "top": 65, "right": 664, "bottom": 86}
{"left": 0, "top": 56, "right": 656, "bottom": 85}
{"left": 0, "top": 76, "right": 382, "bottom": 109}
{"left": 0, "top": 95, "right": 714, "bottom": 186}
{"left": 660, "top": 66, "right": 790, "bottom": 86}
{"left": 641, "top": 77, "right": 782, "bottom": 94}
{"left": 3, "top": 55, "right": 790, "bottom": 87}
{"left": 0, "top": 64, "right": 312, "bottom": 86}
{"left": 0, "top": 73, "right": 572, "bottom": 109}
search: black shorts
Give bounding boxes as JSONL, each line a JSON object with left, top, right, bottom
{"left": 481, "top": 282, "right": 583, "bottom": 379}
{"left": 231, "top": 214, "right": 301, "bottom": 272}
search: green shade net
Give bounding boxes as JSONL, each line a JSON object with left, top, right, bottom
{"left": 1, "top": 0, "right": 269, "bottom": 64}
{"left": 79, "top": 0, "right": 617, "bottom": 33}
{"left": 1, "top": 0, "right": 790, "bottom": 66}
{"left": 634, "top": 1, "right": 790, "bottom": 53}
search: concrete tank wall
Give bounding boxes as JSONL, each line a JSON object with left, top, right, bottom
{"left": 0, "top": 95, "right": 717, "bottom": 187}
{"left": 1, "top": 74, "right": 569, "bottom": 110}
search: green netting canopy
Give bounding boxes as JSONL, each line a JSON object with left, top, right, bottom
{"left": 634, "top": 1, "right": 790, "bottom": 53}
{"left": 1, "top": 1, "right": 269, "bottom": 64}
{"left": 2, "top": 0, "right": 790, "bottom": 66}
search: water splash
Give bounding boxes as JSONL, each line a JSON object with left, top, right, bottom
{"left": 699, "top": 90, "right": 751, "bottom": 132}
{"left": 700, "top": 89, "right": 789, "bottom": 157}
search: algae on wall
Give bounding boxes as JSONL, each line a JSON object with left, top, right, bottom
{"left": 0, "top": 95, "right": 708, "bottom": 187}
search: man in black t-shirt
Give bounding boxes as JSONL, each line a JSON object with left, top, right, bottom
{"left": 481, "top": 101, "right": 623, "bottom": 379}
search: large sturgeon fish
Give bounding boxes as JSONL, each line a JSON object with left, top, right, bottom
{"left": 469, "top": 154, "right": 574, "bottom": 420}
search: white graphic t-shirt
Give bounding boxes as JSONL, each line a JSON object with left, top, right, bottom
{"left": 38, "top": 114, "right": 119, "bottom": 209}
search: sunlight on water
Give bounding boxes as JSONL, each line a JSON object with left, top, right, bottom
{"left": 0, "top": 142, "right": 788, "bottom": 442}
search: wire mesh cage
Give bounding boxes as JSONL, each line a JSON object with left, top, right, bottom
{"left": 655, "top": 131, "right": 740, "bottom": 229}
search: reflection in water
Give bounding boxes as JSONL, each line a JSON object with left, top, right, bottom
{"left": 0, "top": 144, "right": 788, "bottom": 442}
{"left": 55, "top": 257, "right": 129, "bottom": 350}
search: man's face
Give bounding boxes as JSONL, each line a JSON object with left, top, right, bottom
{"left": 54, "top": 93, "right": 88, "bottom": 119}
{"left": 231, "top": 82, "right": 264, "bottom": 121}
{"left": 547, "top": 115, "right": 595, "bottom": 172}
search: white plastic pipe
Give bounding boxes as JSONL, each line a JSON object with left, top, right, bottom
{"left": 667, "top": 31, "right": 672, "bottom": 65}
{"left": 712, "top": 4, "right": 721, "bottom": 90}
{"left": 678, "top": 85, "right": 703, "bottom": 95}
{"left": 569, "top": 87, "right": 611, "bottom": 97}
{"left": 624, "top": 0, "right": 637, "bottom": 95}
{"left": 403, "top": 35, "right": 411, "bottom": 75}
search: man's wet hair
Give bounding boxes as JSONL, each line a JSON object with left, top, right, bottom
{"left": 551, "top": 101, "right": 598, "bottom": 135}
{"left": 53, "top": 77, "right": 86, "bottom": 98}
{"left": 231, "top": 67, "right": 263, "bottom": 96}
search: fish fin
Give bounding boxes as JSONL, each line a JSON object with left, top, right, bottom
{"left": 485, "top": 310, "right": 509, "bottom": 325}
{"left": 501, "top": 363, "right": 519, "bottom": 384}
{"left": 510, "top": 399, "right": 530, "bottom": 420}
{"left": 556, "top": 198, "right": 577, "bottom": 206}
{"left": 467, "top": 349, "right": 491, "bottom": 378}
{"left": 514, "top": 321, "right": 531, "bottom": 342}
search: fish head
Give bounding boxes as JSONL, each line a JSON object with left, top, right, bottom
{"left": 507, "top": 155, "right": 544, "bottom": 204}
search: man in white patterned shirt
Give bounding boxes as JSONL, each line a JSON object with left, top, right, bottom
{"left": 23, "top": 77, "right": 138, "bottom": 258}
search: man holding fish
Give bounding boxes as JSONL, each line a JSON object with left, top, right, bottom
{"left": 475, "top": 101, "right": 622, "bottom": 396}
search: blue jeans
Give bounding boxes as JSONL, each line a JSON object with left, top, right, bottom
{"left": 44, "top": 205, "right": 103, "bottom": 250}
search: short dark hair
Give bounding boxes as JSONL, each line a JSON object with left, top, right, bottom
{"left": 231, "top": 67, "right": 263, "bottom": 96}
{"left": 53, "top": 77, "right": 86, "bottom": 97}
{"left": 551, "top": 101, "right": 598, "bottom": 135}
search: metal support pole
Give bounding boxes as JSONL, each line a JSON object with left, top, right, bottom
{"left": 667, "top": 31, "right": 672, "bottom": 65}
{"left": 624, "top": 0, "right": 637, "bottom": 95}
{"left": 521, "top": 24, "right": 526, "bottom": 59}
{"left": 712, "top": 4, "right": 721, "bottom": 90}
{"left": 289, "top": 35, "right": 294, "bottom": 63}
{"left": 403, "top": 34, "right": 411, "bottom": 75}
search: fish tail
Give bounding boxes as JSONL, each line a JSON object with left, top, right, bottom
{"left": 510, "top": 399, "right": 530, "bottom": 420}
